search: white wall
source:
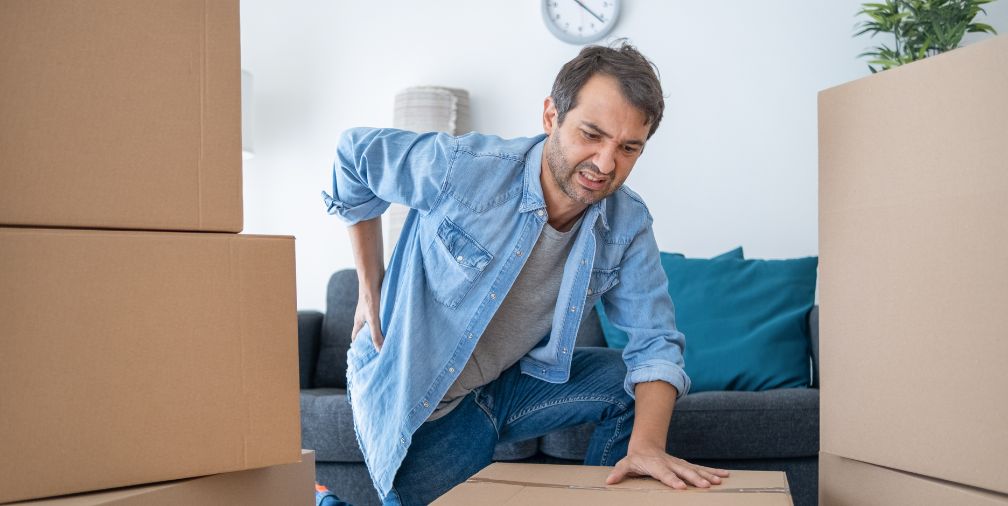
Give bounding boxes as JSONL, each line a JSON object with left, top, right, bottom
{"left": 239, "top": 0, "right": 1008, "bottom": 311}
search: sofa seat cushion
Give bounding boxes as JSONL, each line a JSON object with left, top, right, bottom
{"left": 540, "top": 388, "right": 819, "bottom": 460}
{"left": 301, "top": 388, "right": 363, "bottom": 462}
{"left": 492, "top": 439, "right": 539, "bottom": 461}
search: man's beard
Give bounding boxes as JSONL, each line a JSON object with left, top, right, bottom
{"left": 545, "top": 134, "right": 617, "bottom": 205}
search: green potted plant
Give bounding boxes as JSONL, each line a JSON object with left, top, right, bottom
{"left": 856, "top": 0, "right": 999, "bottom": 72}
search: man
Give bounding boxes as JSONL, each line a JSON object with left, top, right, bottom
{"left": 323, "top": 41, "right": 729, "bottom": 505}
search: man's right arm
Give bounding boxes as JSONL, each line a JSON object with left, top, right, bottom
{"left": 323, "top": 128, "right": 458, "bottom": 225}
{"left": 324, "top": 128, "right": 458, "bottom": 348}
{"left": 348, "top": 216, "right": 385, "bottom": 349}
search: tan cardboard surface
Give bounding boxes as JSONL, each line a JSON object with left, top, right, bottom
{"left": 820, "top": 452, "right": 1008, "bottom": 506}
{"left": 0, "top": 228, "right": 300, "bottom": 503}
{"left": 818, "top": 34, "right": 1008, "bottom": 494}
{"left": 11, "top": 450, "right": 315, "bottom": 505}
{"left": 434, "top": 463, "right": 792, "bottom": 505}
{"left": 0, "top": 0, "right": 242, "bottom": 232}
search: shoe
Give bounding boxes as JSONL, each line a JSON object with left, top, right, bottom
{"left": 315, "top": 482, "right": 352, "bottom": 506}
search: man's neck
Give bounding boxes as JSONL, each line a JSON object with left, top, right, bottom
{"left": 540, "top": 160, "right": 588, "bottom": 233}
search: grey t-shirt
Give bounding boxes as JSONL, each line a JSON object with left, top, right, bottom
{"left": 427, "top": 216, "right": 582, "bottom": 421}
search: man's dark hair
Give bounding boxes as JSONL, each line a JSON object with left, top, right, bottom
{"left": 550, "top": 40, "right": 664, "bottom": 139}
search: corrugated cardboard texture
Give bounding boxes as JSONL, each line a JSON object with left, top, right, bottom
{"left": 434, "top": 463, "right": 792, "bottom": 505}
{"left": 0, "top": 0, "right": 242, "bottom": 232}
{"left": 820, "top": 452, "right": 1008, "bottom": 506}
{"left": 0, "top": 228, "right": 300, "bottom": 504}
{"left": 11, "top": 450, "right": 315, "bottom": 505}
{"left": 818, "top": 35, "right": 1008, "bottom": 494}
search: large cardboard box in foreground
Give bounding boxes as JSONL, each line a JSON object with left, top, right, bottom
{"left": 0, "top": 228, "right": 300, "bottom": 504}
{"left": 818, "top": 35, "right": 1008, "bottom": 494}
{"left": 820, "top": 452, "right": 1008, "bottom": 506}
{"left": 0, "top": 0, "right": 243, "bottom": 232}
{"left": 435, "top": 463, "right": 792, "bottom": 505}
{"left": 12, "top": 450, "right": 316, "bottom": 506}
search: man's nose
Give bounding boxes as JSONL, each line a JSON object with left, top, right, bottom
{"left": 593, "top": 144, "right": 617, "bottom": 175}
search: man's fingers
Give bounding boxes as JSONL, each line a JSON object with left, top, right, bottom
{"left": 350, "top": 320, "right": 362, "bottom": 342}
{"left": 605, "top": 464, "right": 629, "bottom": 485}
{"left": 670, "top": 464, "right": 709, "bottom": 488}
{"left": 696, "top": 468, "right": 722, "bottom": 485}
{"left": 653, "top": 467, "right": 687, "bottom": 490}
{"left": 700, "top": 466, "right": 731, "bottom": 478}
{"left": 367, "top": 313, "right": 385, "bottom": 350}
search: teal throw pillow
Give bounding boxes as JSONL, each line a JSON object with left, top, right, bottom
{"left": 598, "top": 247, "right": 742, "bottom": 350}
{"left": 597, "top": 250, "right": 816, "bottom": 393}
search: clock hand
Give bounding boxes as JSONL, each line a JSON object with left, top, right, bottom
{"left": 572, "top": 0, "right": 605, "bottom": 24}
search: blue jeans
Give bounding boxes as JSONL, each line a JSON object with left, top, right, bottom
{"left": 384, "top": 347, "right": 635, "bottom": 505}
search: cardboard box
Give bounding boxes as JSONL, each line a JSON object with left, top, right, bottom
{"left": 820, "top": 452, "right": 1008, "bottom": 506}
{"left": 11, "top": 450, "right": 316, "bottom": 505}
{"left": 0, "top": 0, "right": 242, "bottom": 232}
{"left": 818, "top": 34, "right": 1008, "bottom": 494}
{"left": 0, "top": 228, "right": 300, "bottom": 504}
{"left": 434, "top": 463, "right": 792, "bottom": 505}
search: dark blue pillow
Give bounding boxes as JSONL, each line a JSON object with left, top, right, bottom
{"left": 597, "top": 250, "right": 816, "bottom": 392}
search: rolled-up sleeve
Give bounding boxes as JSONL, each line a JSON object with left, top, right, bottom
{"left": 322, "top": 127, "right": 458, "bottom": 225}
{"left": 604, "top": 218, "right": 692, "bottom": 400}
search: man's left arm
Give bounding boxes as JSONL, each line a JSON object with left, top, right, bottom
{"left": 606, "top": 381, "right": 730, "bottom": 488}
{"left": 600, "top": 216, "right": 729, "bottom": 488}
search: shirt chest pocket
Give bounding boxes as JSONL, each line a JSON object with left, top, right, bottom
{"left": 586, "top": 266, "right": 620, "bottom": 302}
{"left": 422, "top": 217, "right": 494, "bottom": 309}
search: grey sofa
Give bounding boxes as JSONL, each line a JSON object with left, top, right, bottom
{"left": 299, "top": 269, "right": 820, "bottom": 506}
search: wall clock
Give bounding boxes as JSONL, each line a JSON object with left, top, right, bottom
{"left": 542, "top": 0, "right": 621, "bottom": 45}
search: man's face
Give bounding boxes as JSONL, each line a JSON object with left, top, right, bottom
{"left": 542, "top": 73, "right": 650, "bottom": 206}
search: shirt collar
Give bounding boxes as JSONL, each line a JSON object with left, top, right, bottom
{"left": 522, "top": 135, "right": 611, "bottom": 233}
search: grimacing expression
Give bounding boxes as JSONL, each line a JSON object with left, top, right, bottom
{"left": 544, "top": 74, "right": 650, "bottom": 206}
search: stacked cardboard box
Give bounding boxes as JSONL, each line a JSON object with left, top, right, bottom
{"left": 818, "top": 35, "right": 1008, "bottom": 505}
{"left": 0, "top": 1, "right": 306, "bottom": 504}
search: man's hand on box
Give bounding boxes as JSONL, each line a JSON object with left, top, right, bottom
{"left": 606, "top": 446, "right": 730, "bottom": 489}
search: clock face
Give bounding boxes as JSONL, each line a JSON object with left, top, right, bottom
{"left": 542, "top": 0, "right": 620, "bottom": 45}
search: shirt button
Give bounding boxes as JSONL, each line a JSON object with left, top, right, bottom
{"left": 587, "top": 288, "right": 593, "bottom": 295}
{"left": 490, "top": 292, "right": 496, "bottom": 300}
{"left": 467, "top": 332, "right": 473, "bottom": 340}
{"left": 448, "top": 367, "right": 455, "bottom": 373}
{"left": 570, "top": 306, "right": 576, "bottom": 312}
{"left": 581, "top": 259, "right": 587, "bottom": 265}
{"left": 456, "top": 255, "right": 464, "bottom": 262}
{"left": 562, "top": 347, "right": 568, "bottom": 354}
{"left": 541, "top": 369, "right": 547, "bottom": 374}
{"left": 515, "top": 250, "right": 523, "bottom": 256}
{"left": 400, "top": 437, "right": 406, "bottom": 445}
{"left": 422, "top": 400, "right": 430, "bottom": 408}
{"left": 536, "top": 210, "right": 545, "bottom": 217}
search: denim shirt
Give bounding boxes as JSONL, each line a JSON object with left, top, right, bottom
{"left": 322, "top": 128, "right": 690, "bottom": 498}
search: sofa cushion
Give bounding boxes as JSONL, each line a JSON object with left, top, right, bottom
{"left": 600, "top": 254, "right": 817, "bottom": 393}
{"left": 315, "top": 270, "right": 358, "bottom": 389}
{"left": 540, "top": 388, "right": 819, "bottom": 460}
{"left": 491, "top": 439, "right": 539, "bottom": 461}
{"left": 301, "top": 388, "right": 363, "bottom": 462}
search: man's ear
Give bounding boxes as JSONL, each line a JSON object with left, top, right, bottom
{"left": 542, "top": 97, "right": 558, "bottom": 134}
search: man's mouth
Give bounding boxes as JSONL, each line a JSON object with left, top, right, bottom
{"left": 577, "top": 169, "right": 608, "bottom": 191}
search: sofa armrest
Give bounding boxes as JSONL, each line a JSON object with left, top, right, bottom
{"left": 809, "top": 305, "right": 819, "bottom": 389}
{"left": 297, "top": 310, "right": 324, "bottom": 389}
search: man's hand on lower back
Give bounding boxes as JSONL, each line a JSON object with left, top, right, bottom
{"left": 351, "top": 288, "right": 384, "bottom": 351}
{"left": 605, "top": 445, "right": 730, "bottom": 489}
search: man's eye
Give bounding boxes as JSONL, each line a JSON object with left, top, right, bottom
{"left": 623, "top": 146, "right": 639, "bottom": 154}
{"left": 582, "top": 131, "right": 600, "bottom": 141}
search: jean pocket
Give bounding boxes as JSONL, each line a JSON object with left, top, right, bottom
{"left": 422, "top": 217, "right": 493, "bottom": 309}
